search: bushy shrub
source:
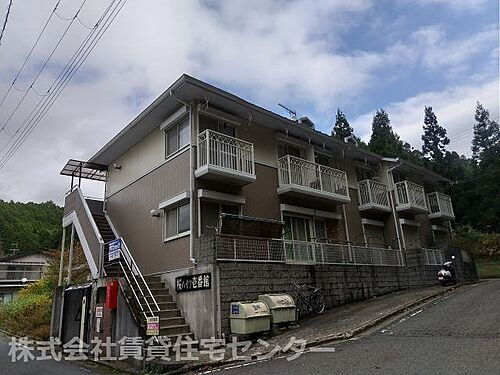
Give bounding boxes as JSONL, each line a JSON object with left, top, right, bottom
{"left": 0, "top": 245, "right": 91, "bottom": 339}
{"left": 454, "top": 226, "right": 500, "bottom": 260}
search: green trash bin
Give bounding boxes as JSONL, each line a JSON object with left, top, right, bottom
{"left": 258, "top": 294, "right": 296, "bottom": 324}
{"left": 229, "top": 301, "right": 271, "bottom": 334}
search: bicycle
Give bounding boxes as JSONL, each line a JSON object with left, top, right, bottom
{"left": 292, "top": 282, "right": 325, "bottom": 320}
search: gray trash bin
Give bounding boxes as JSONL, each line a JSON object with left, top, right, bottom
{"left": 229, "top": 301, "right": 271, "bottom": 334}
{"left": 258, "top": 294, "right": 296, "bottom": 324}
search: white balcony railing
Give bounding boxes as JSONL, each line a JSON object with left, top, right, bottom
{"left": 395, "top": 180, "right": 427, "bottom": 211}
{"left": 421, "top": 248, "right": 445, "bottom": 266}
{"left": 278, "top": 155, "right": 350, "bottom": 202}
{"left": 197, "top": 129, "right": 255, "bottom": 177}
{"left": 427, "top": 192, "right": 455, "bottom": 219}
{"left": 201, "top": 234, "right": 404, "bottom": 267}
{"left": 358, "top": 179, "right": 390, "bottom": 210}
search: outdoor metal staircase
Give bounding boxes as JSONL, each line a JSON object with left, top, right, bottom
{"left": 101, "top": 237, "right": 193, "bottom": 339}
{"left": 66, "top": 187, "right": 193, "bottom": 340}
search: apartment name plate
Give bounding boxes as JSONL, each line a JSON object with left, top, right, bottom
{"left": 175, "top": 273, "right": 211, "bottom": 293}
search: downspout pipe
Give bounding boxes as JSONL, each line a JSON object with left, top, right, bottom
{"left": 169, "top": 90, "right": 196, "bottom": 264}
{"left": 387, "top": 161, "right": 404, "bottom": 253}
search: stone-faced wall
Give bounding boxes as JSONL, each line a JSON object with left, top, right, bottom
{"left": 218, "top": 252, "right": 477, "bottom": 334}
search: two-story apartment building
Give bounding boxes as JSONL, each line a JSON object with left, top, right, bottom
{"left": 53, "top": 74, "right": 471, "bottom": 343}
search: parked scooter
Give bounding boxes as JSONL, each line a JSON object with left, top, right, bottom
{"left": 437, "top": 256, "right": 456, "bottom": 286}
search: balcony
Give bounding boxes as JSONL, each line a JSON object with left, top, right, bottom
{"left": 277, "top": 155, "right": 350, "bottom": 204}
{"left": 395, "top": 180, "right": 428, "bottom": 213}
{"left": 357, "top": 179, "right": 391, "bottom": 213}
{"left": 427, "top": 192, "right": 455, "bottom": 220}
{"left": 195, "top": 129, "right": 256, "bottom": 186}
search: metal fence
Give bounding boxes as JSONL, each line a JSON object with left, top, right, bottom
{"left": 421, "top": 248, "right": 445, "bottom": 266}
{"left": 196, "top": 234, "right": 405, "bottom": 267}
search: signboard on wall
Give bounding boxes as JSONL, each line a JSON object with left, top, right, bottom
{"left": 146, "top": 316, "right": 159, "bottom": 336}
{"left": 175, "top": 273, "right": 211, "bottom": 293}
{"left": 108, "top": 239, "right": 122, "bottom": 261}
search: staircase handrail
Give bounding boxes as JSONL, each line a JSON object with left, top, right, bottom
{"left": 104, "top": 237, "right": 161, "bottom": 317}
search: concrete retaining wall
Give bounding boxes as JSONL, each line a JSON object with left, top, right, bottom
{"left": 218, "top": 250, "right": 477, "bottom": 334}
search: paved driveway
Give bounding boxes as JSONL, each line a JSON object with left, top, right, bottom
{"left": 195, "top": 280, "right": 500, "bottom": 375}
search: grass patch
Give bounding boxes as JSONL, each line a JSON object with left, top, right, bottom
{"left": 477, "top": 262, "right": 500, "bottom": 279}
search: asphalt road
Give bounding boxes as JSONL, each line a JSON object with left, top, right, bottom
{"left": 198, "top": 279, "right": 500, "bottom": 375}
{"left": 0, "top": 333, "right": 112, "bottom": 375}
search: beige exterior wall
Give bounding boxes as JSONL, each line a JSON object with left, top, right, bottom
{"left": 106, "top": 128, "right": 167, "bottom": 197}
{"left": 237, "top": 123, "right": 278, "bottom": 168}
{"left": 106, "top": 150, "right": 192, "bottom": 274}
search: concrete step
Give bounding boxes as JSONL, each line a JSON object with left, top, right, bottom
{"left": 159, "top": 324, "right": 190, "bottom": 336}
{"left": 147, "top": 282, "right": 166, "bottom": 290}
{"left": 138, "top": 294, "right": 173, "bottom": 303}
{"left": 158, "top": 309, "right": 182, "bottom": 319}
{"left": 160, "top": 316, "right": 185, "bottom": 326}
{"left": 154, "top": 302, "right": 177, "bottom": 310}
{"left": 144, "top": 275, "right": 162, "bottom": 283}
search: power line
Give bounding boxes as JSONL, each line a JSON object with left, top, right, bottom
{"left": 0, "top": 1, "right": 61, "bottom": 112}
{"left": 0, "top": 0, "right": 13, "bottom": 46}
{"left": 0, "top": 0, "right": 87, "bottom": 134}
{"left": 0, "top": 0, "right": 128, "bottom": 170}
{"left": 0, "top": 0, "right": 118, "bottom": 156}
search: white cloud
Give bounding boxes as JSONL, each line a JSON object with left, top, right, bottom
{"left": 352, "top": 79, "right": 500, "bottom": 155}
{"left": 410, "top": 0, "right": 488, "bottom": 10}
{"left": 0, "top": 0, "right": 497, "bottom": 203}
{"left": 410, "top": 24, "right": 499, "bottom": 76}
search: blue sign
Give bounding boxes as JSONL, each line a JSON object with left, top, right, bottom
{"left": 108, "top": 239, "right": 121, "bottom": 261}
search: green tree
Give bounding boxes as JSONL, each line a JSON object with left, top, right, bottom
{"left": 421, "top": 106, "right": 450, "bottom": 164}
{"left": 0, "top": 200, "right": 63, "bottom": 254}
{"left": 368, "top": 109, "right": 405, "bottom": 157}
{"left": 472, "top": 102, "right": 500, "bottom": 161}
{"left": 331, "top": 108, "right": 354, "bottom": 141}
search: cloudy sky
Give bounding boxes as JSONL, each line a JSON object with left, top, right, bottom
{"left": 0, "top": 0, "right": 498, "bottom": 204}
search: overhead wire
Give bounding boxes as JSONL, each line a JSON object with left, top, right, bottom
{"left": 0, "top": 1, "right": 61, "bottom": 111}
{"left": 0, "top": 0, "right": 87, "bottom": 134}
{"left": 0, "top": 0, "right": 128, "bottom": 170}
{"left": 0, "top": 0, "right": 13, "bottom": 46}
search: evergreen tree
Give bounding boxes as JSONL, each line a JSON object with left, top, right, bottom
{"left": 368, "top": 109, "right": 404, "bottom": 157}
{"left": 331, "top": 108, "right": 354, "bottom": 141}
{"left": 472, "top": 102, "right": 500, "bottom": 161}
{"left": 421, "top": 106, "right": 449, "bottom": 163}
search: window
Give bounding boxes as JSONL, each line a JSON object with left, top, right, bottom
{"left": 392, "top": 171, "right": 406, "bottom": 183}
{"left": 315, "top": 154, "right": 330, "bottom": 167}
{"left": 199, "top": 115, "right": 236, "bottom": 136}
{"left": 355, "top": 166, "right": 375, "bottom": 182}
{"left": 278, "top": 143, "right": 303, "bottom": 158}
{"left": 200, "top": 201, "right": 241, "bottom": 235}
{"left": 165, "top": 116, "right": 190, "bottom": 156}
{"left": 165, "top": 202, "right": 190, "bottom": 240}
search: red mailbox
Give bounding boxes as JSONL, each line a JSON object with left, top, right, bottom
{"left": 106, "top": 280, "right": 118, "bottom": 309}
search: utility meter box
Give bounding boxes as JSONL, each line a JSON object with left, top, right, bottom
{"left": 229, "top": 301, "right": 271, "bottom": 334}
{"left": 258, "top": 294, "right": 296, "bottom": 324}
